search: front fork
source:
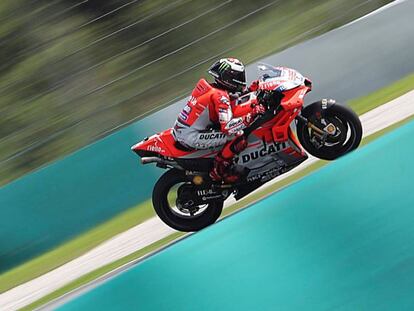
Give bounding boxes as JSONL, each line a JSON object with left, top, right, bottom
{"left": 295, "top": 114, "right": 337, "bottom": 149}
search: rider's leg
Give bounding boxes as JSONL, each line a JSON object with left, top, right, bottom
{"left": 210, "top": 134, "right": 248, "bottom": 182}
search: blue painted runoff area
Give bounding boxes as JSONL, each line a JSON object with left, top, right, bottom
{"left": 0, "top": 105, "right": 178, "bottom": 272}
{"left": 60, "top": 120, "right": 414, "bottom": 311}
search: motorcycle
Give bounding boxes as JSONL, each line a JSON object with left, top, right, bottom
{"left": 131, "top": 64, "right": 362, "bottom": 232}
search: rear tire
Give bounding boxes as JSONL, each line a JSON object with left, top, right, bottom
{"left": 152, "top": 169, "right": 223, "bottom": 232}
{"left": 297, "top": 100, "right": 362, "bottom": 160}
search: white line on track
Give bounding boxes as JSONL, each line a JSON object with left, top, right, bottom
{"left": 337, "top": 0, "right": 408, "bottom": 29}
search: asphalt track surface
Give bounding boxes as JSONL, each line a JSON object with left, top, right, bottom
{"left": 251, "top": 0, "right": 414, "bottom": 104}
{"left": 1, "top": 1, "right": 414, "bottom": 310}
{"left": 155, "top": 0, "right": 414, "bottom": 116}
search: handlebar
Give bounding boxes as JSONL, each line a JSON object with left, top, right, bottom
{"left": 243, "top": 91, "right": 284, "bottom": 137}
{"left": 257, "top": 89, "right": 284, "bottom": 111}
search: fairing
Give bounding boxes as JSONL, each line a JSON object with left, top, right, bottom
{"left": 132, "top": 127, "right": 307, "bottom": 183}
{"left": 132, "top": 63, "right": 311, "bottom": 184}
{"left": 257, "top": 63, "right": 306, "bottom": 92}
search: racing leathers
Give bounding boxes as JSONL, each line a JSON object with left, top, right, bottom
{"left": 172, "top": 78, "right": 264, "bottom": 182}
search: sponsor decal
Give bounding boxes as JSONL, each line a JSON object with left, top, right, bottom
{"left": 199, "top": 132, "right": 226, "bottom": 140}
{"left": 196, "top": 189, "right": 224, "bottom": 201}
{"left": 146, "top": 141, "right": 165, "bottom": 153}
{"left": 183, "top": 104, "right": 192, "bottom": 113}
{"left": 321, "top": 99, "right": 328, "bottom": 109}
{"left": 220, "top": 96, "right": 230, "bottom": 104}
{"left": 226, "top": 118, "right": 243, "bottom": 129}
{"left": 179, "top": 111, "right": 188, "bottom": 121}
{"left": 235, "top": 141, "right": 288, "bottom": 164}
{"left": 197, "top": 189, "right": 215, "bottom": 196}
{"left": 247, "top": 167, "right": 280, "bottom": 182}
{"left": 262, "top": 80, "right": 284, "bottom": 90}
{"left": 218, "top": 61, "right": 230, "bottom": 73}
{"left": 219, "top": 104, "right": 232, "bottom": 123}
{"left": 179, "top": 104, "right": 192, "bottom": 121}
{"left": 188, "top": 96, "right": 197, "bottom": 106}
{"left": 321, "top": 99, "right": 334, "bottom": 109}
{"left": 202, "top": 194, "right": 223, "bottom": 201}
{"left": 225, "top": 58, "right": 244, "bottom": 70}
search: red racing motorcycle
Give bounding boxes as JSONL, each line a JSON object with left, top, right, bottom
{"left": 132, "top": 64, "right": 362, "bottom": 232}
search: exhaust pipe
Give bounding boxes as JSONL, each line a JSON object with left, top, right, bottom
{"left": 141, "top": 157, "right": 161, "bottom": 165}
{"left": 141, "top": 157, "right": 183, "bottom": 170}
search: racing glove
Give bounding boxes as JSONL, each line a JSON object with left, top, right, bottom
{"left": 252, "top": 103, "right": 266, "bottom": 115}
{"left": 244, "top": 103, "right": 266, "bottom": 124}
{"left": 248, "top": 80, "right": 260, "bottom": 92}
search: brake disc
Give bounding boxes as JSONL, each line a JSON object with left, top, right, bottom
{"left": 176, "top": 184, "right": 200, "bottom": 215}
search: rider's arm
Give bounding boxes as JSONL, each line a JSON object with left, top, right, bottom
{"left": 232, "top": 97, "right": 259, "bottom": 118}
{"left": 212, "top": 93, "right": 262, "bottom": 135}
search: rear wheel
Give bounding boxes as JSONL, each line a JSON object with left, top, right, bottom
{"left": 296, "top": 100, "right": 362, "bottom": 160}
{"left": 152, "top": 169, "right": 223, "bottom": 232}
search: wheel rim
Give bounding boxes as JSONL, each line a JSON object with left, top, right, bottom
{"left": 165, "top": 182, "right": 209, "bottom": 219}
{"left": 308, "top": 113, "right": 355, "bottom": 152}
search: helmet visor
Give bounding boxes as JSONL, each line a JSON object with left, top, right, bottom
{"left": 231, "top": 69, "right": 246, "bottom": 86}
{"left": 229, "top": 70, "right": 246, "bottom": 92}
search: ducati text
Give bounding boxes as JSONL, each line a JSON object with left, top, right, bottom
{"left": 235, "top": 141, "right": 287, "bottom": 164}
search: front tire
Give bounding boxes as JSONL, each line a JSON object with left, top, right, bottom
{"left": 152, "top": 169, "right": 223, "bottom": 232}
{"left": 297, "top": 100, "right": 362, "bottom": 160}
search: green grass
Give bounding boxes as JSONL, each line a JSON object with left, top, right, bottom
{"left": 361, "top": 114, "right": 414, "bottom": 146}
{"left": 2, "top": 71, "right": 414, "bottom": 309}
{"left": 348, "top": 72, "right": 414, "bottom": 115}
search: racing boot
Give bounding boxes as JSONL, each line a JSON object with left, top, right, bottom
{"left": 209, "top": 153, "right": 240, "bottom": 183}
{"left": 209, "top": 135, "right": 248, "bottom": 183}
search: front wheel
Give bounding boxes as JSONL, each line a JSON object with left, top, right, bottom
{"left": 296, "top": 100, "right": 362, "bottom": 160}
{"left": 152, "top": 169, "right": 223, "bottom": 232}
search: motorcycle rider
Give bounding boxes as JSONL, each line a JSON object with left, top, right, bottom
{"left": 172, "top": 58, "right": 265, "bottom": 182}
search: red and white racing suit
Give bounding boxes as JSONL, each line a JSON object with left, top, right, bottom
{"left": 172, "top": 79, "right": 261, "bottom": 162}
